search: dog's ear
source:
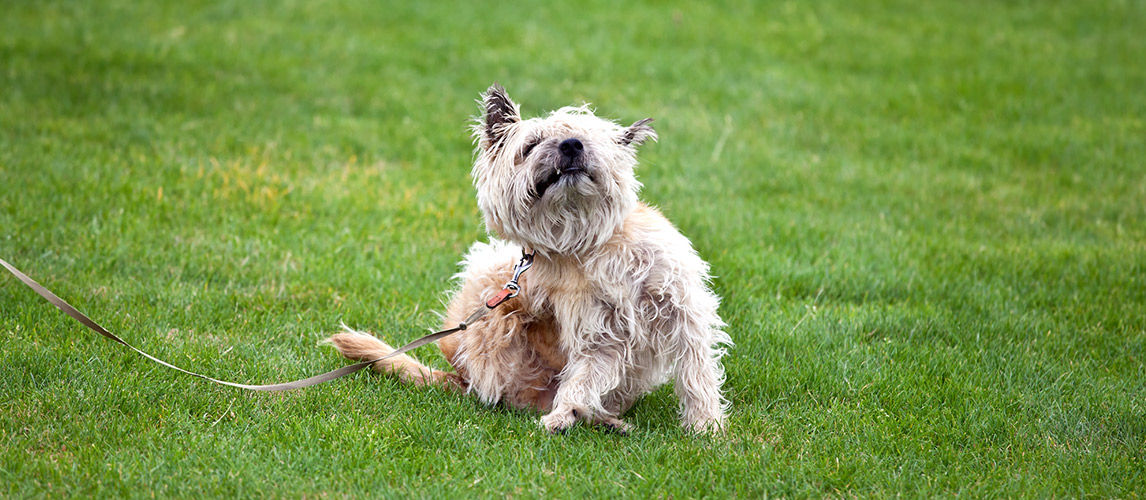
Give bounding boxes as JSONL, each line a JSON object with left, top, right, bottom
{"left": 620, "top": 118, "right": 657, "bottom": 146}
{"left": 480, "top": 83, "right": 520, "bottom": 148}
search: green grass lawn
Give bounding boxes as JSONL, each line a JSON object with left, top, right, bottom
{"left": 2, "top": 0, "right": 1144, "bottom": 497}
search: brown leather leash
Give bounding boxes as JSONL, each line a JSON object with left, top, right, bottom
{"left": 0, "top": 250, "right": 534, "bottom": 392}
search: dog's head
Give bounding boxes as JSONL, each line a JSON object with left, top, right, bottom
{"left": 471, "top": 83, "right": 656, "bottom": 256}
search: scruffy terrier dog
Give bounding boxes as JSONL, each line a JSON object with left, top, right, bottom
{"left": 329, "top": 84, "right": 730, "bottom": 434}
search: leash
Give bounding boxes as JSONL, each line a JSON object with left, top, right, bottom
{"left": 0, "top": 249, "right": 534, "bottom": 392}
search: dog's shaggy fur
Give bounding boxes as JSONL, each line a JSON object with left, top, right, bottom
{"left": 328, "top": 84, "right": 730, "bottom": 433}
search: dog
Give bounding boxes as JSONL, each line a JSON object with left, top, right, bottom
{"left": 328, "top": 84, "right": 730, "bottom": 434}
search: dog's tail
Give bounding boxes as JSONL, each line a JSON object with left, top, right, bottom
{"left": 324, "top": 325, "right": 464, "bottom": 389}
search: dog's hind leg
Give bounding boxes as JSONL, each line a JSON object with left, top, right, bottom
{"left": 436, "top": 240, "right": 566, "bottom": 410}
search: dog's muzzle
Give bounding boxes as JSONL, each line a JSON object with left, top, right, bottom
{"left": 534, "top": 138, "right": 590, "bottom": 199}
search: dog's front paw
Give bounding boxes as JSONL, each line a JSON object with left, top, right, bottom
{"left": 683, "top": 414, "right": 726, "bottom": 435}
{"left": 540, "top": 407, "right": 579, "bottom": 434}
{"left": 597, "top": 415, "right": 634, "bottom": 435}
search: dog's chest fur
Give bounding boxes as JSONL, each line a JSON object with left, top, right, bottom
{"left": 520, "top": 203, "right": 709, "bottom": 357}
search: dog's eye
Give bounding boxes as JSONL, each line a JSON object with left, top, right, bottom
{"left": 521, "top": 138, "right": 542, "bottom": 160}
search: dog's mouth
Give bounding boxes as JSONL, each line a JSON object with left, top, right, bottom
{"left": 534, "top": 166, "right": 589, "bottom": 199}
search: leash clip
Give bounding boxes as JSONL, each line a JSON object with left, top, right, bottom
{"left": 485, "top": 248, "right": 535, "bottom": 308}
{"left": 505, "top": 249, "right": 534, "bottom": 297}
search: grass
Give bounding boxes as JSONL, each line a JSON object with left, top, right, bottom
{"left": 1, "top": 0, "right": 1144, "bottom": 497}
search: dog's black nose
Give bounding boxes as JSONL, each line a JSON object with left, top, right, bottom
{"left": 558, "top": 138, "right": 584, "bottom": 158}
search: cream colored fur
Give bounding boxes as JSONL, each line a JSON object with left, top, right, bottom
{"left": 328, "top": 84, "right": 730, "bottom": 434}
{"left": 324, "top": 325, "right": 463, "bottom": 389}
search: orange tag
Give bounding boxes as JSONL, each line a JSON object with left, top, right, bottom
{"left": 486, "top": 288, "right": 514, "bottom": 309}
